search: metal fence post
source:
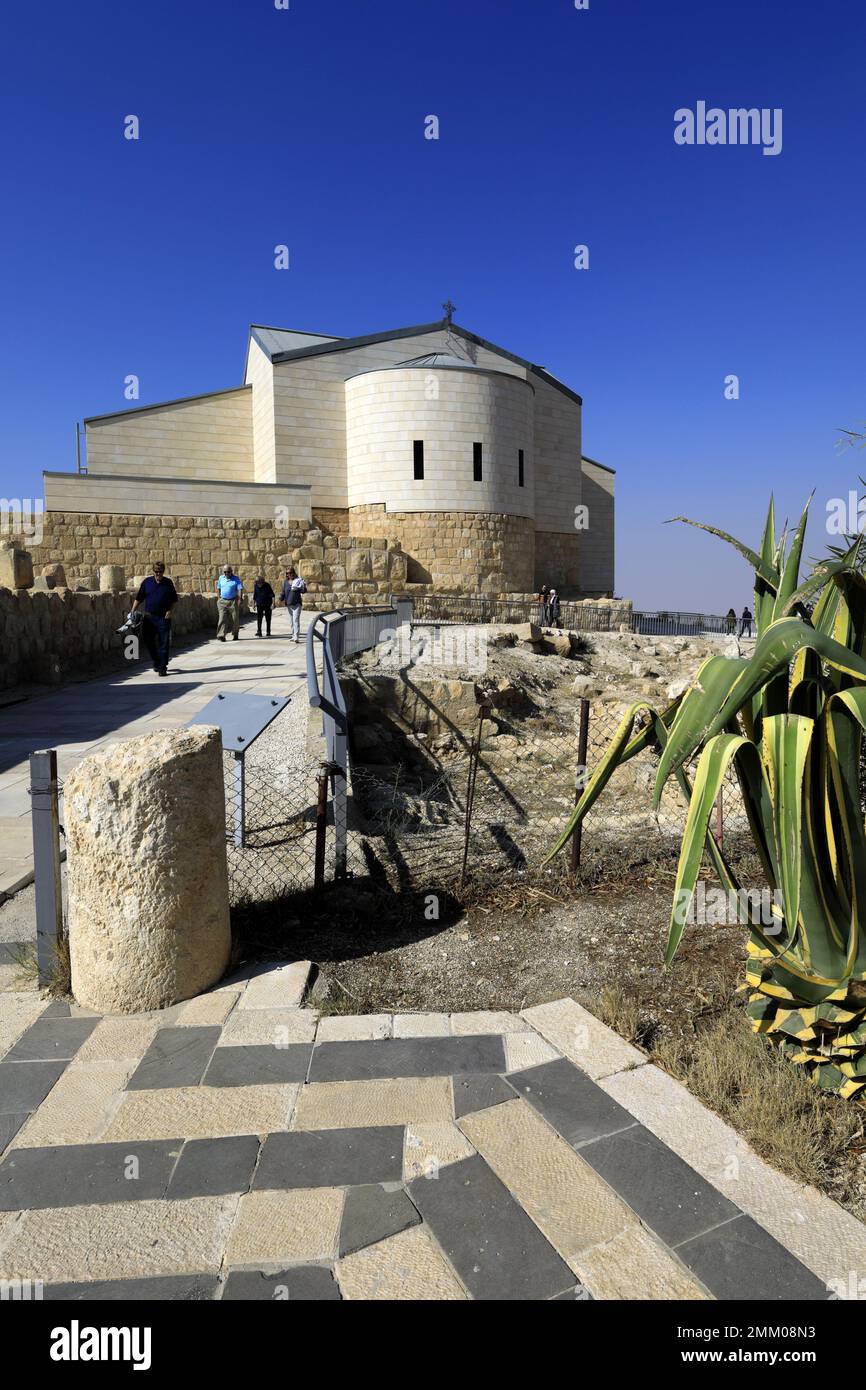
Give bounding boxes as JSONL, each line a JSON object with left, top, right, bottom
{"left": 232, "top": 752, "right": 245, "bottom": 847}
{"left": 314, "top": 764, "right": 330, "bottom": 890}
{"left": 571, "top": 699, "right": 590, "bottom": 875}
{"left": 30, "top": 750, "right": 63, "bottom": 985}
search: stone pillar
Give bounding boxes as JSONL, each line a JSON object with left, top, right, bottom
{"left": 41, "top": 563, "right": 66, "bottom": 588}
{"left": 0, "top": 544, "right": 34, "bottom": 590}
{"left": 99, "top": 564, "right": 126, "bottom": 593}
{"left": 66, "top": 726, "right": 231, "bottom": 1013}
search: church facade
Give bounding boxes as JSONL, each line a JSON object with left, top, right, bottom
{"left": 40, "top": 317, "right": 615, "bottom": 597}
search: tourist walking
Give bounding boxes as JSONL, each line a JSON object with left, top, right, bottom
{"left": 538, "top": 584, "right": 549, "bottom": 625}
{"left": 548, "top": 588, "right": 561, "bottom": 628}
{"left": 280, "top": 566, "right": 306, "bottom": 643}
{"left": 253, "top": 574, "right": 275, "bottom": 637}
{"left": 725, "top": 608, "right": 736, "bottom": 635}
{"left": 216, "top": 565, "right": 243, "bottom": 641}
{"left": 131, "top": 561, "right": 177, "bottom": 677}
{"left": 738, "top": 605, "right": 753, "bottom": 638}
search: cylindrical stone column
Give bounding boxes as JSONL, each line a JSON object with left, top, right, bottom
{"left": 65, "top": 726, "right": 231, "bottom": 1013}
{"left": 99, "top": 564, "right": 126, "bottom": 593}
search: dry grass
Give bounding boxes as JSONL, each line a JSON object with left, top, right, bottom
{"left": 653, "top": 1008, "right": 866, "bottom": 1216}
{"left": 6, "top": 931, "right": 70, "bottom": 998}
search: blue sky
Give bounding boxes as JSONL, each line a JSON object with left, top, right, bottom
{"left": 2, "top": 0, "right": 864, "bottom": 609}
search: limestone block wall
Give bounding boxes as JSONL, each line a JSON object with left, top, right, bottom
{"left": 580, "top": 457, "right": 616, "bottom": 595}
{"left": 532, "top": 375, "right": 582, "bottom": 537}
{"left": 20, "top": 512, "right": 314, "bottom": 594}
{"left": 535, "top": 531, "right": 582, "bottom": 592}
{"left": 349, "top": 504, "right": 534, "bottom": 593}
{"left": 345, "top": 367, "right": 535, "bottom": 518}
{"left": 270, "top": 327, "right": 530, "bottom": 511}
{"left": 84, "top": 387, "right": 254, "bottom": 482}
{"left": 245, "top": 337, "right": 277, "bottom": 484}
{"left": 0, "top": 586, "right": 219, "bottom": 691}
{"left": 43, "top": 474, "right": 311, "bottom": 525}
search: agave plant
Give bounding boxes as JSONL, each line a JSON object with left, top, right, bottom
{"left": 548, "top": 495, "right": 866, "bottom": 1098}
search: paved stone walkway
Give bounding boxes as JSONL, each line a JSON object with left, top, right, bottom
{"left": 0, "top": 979, "right": 854, "bottom": 1301}
{"left": 0, "top": 607, "right": 312, "bottom": 899}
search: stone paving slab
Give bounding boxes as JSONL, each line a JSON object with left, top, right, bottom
{"left": 600, "top": 1059, "right": 866, "bottom": 1287}
{"left": 219, "top": 1007, "right": 318, "bottom": 1047}
{"left": 676, "top": 1214, "right": 830, "bottom": 1301}
{"left": 167, "top": 1135, "right": 261, "bottom": 1200}
{"left": 0, "top": 990, "right": 846, "bottom": 1300}
{"left": 0, "top": 1139, "right": 180, "bottom": 1211}
{"left": 292, "top": 1078, "right": 453, "bottom": 1130}
{"left": 0, "top": 994, "right": 48, "bottom": 1059}
{"left": 203, "top": 1043, "right": 312, "bottom": 1088}
{"left": 126, "top": 1026, "right": 222, "bottom": 1090}
{"left": 44, "top": 1273, "right": 220, "bottom": 1301}
{"left": 0, "top": 1059, "right": 67, "bottom": 1116}
{"left": 408, "top": 1153, "right": 577, "bottom": 1301}
{"left": 335, "top": 1223, "right": 466, "bottom": 1301}
{"left": 222, "top": 1265, "right": 341, "bottom": 1301}
{"left": 508, "top": 1057, "right": 638, "bottom": 1148}
{"left": 254, "top": 1126, "right": 404, "bottom": 1190}
{"left": 226, "top": 1187, "right": 343, "bottom": 1267}
{"left": 309, "top": 1035, "right": 507, "bottom": 1082}
{"left": 4, "top": 1016, "right": 98, "bottom": 1062}
{"left": 102, "top": 1083, "right": 297, "bottom": 1142}
{"left": 0, "top": 1196, "right": 239, "bottom": 1283}
{"left": 339, "top": 1183, "right": 420, "bottom": 1258}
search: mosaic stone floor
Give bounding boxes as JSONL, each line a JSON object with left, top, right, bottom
{"left": 0, "top": 972, "right": 844, "bottom": 1300}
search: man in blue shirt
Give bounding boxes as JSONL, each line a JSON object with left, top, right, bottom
{"left": 216, "top": 564, "right": 244, "bottom": 641}
{"left": 132, "top": 562, "right": 177, "bottom": 676}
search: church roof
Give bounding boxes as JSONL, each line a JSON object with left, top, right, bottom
{"left": 246, "top": 320, "right": 583, "bottom": 407}
{"left": 394, "top": 351, "right": 488, "bottom": 371}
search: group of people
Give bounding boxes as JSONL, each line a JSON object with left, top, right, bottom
{"left": 129, "top": 562, "right": 307, "bottom": 675}
{"left": 538, "top": 584, "right": 562, "bottom": 627}
{"left": 725, "top": 606, "right": 754, "bottom": 637}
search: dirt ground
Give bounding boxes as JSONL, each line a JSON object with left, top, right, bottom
{"left": 237, "top": 874, "right": 746, "bottom": 1048}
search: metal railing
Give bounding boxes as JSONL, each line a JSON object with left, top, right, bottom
{"left": 405, "top": 593, "right": 729, "bottom": 638}
{"left": 306, "top": 602, "right": 400, "bottom": 880}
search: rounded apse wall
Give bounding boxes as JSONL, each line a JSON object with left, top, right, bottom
{"left": 345, "top": 365, "right": 535, "bottom": 516}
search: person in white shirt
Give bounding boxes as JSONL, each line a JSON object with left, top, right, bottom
{"left": 280, "top": 567, "right": 306, "bottom": 642}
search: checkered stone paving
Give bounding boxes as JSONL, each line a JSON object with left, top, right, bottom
{"left": 0, "top": 973, "right": 848, "bottom": 1300}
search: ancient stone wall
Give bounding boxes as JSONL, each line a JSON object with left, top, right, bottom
{"left": 348, "top": 505, "right": 535, "bottom": 593}
{"left": 0, "top": 584, "right": 219, "bottom": 691}
{"left": 20, "top": 512, "right": 316, "bottom": 594}
{"left": 534, "top": 530, "right": 582, "bottom": 592}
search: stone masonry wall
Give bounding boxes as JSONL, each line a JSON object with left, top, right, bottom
{"left": 535, "top": 529, "right": 583, "bottom": 593}
{"left": 0, "top": 586, "right": 219, "bottom": 691}
{"left": 348, "top": 505, "right": 535, "bottom": 594}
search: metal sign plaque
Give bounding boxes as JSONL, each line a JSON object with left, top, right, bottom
{"left": 187, "top": 691, "right": 290, "bottom": 754}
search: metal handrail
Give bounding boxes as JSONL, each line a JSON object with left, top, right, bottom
{"left": 306, "top": 601, "right": 400, "bottom": 879}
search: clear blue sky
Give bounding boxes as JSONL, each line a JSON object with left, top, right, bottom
{"left": 2, "top": 0, "right": 864, "bottom": 610}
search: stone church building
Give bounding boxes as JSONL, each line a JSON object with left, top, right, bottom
{"left": 36, "top": 316, "right": 615, "bottom": 598}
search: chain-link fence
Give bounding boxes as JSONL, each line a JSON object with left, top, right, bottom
{"left": 346, "top": 698, "right": 754, "bottom": 893}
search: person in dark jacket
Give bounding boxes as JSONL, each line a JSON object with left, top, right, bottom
{"left": 739, "top": 606, "right": 753, "bottom": 638}
{"left": 253, "top": 574, "right": 275, "bottom": 637}
{"left": 725, "top": 608, "right": 736, "bottom": 635}
{"left": 548, "top": 588, "right": 561, "bottom": 628}
{"left": 131, "top": 561, "right": 177, "bottom": 676}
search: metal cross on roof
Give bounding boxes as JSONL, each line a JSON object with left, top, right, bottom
{"left": 442, "top": 299, "right": 457, "bottom": 324}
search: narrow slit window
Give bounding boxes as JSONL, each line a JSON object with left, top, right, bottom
{"left": 473, "top": 441, "right": 483, "bottom": 482}
{"left": 518, "top": 448, "right": 525, "bottom": 487}
{"left": 413, "top": 440, "right": 424, "bottom": 480}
